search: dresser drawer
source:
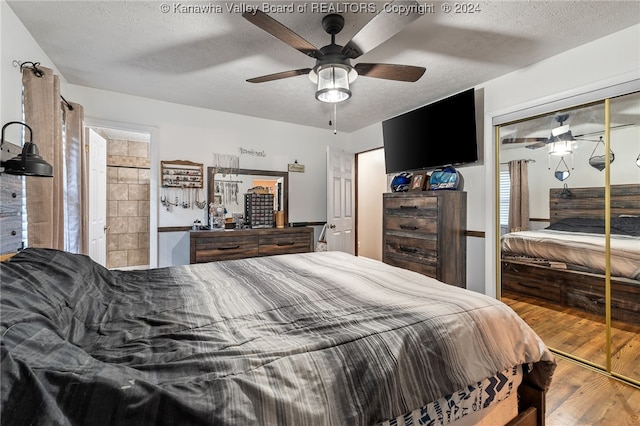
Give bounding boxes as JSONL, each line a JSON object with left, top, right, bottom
{"left": 384, "top": 234, "right": 437, "bottom": 255}
{"left": 384, "top": 255, "right": 437, "bottom": 279}
{"left": 384, "top": 196, "right": 438, "bottom": 218}
{"left": 0, "top": 211, "right": 22, "bottom": 254}
{"left": 193, "top": 234, "right": 259, "bottom": 262}
{"left": 259, "top": 232, "right": 312, "bottom": 256}
{"left": 0, "top": 174, "right": 21, "bottom": 205}
{"left": 384, "top": 216, "right": 437, "bottom": 237}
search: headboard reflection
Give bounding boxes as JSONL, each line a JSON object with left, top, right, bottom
{"left": 549, "top": 184, "right": 640, "bottom": 224}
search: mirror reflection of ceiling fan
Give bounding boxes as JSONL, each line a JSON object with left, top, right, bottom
{"left": 501, "top": 113, "right": 636, "bottom": 150}
{"left": 242, "top": 0, "right": 426, "bottom": 103}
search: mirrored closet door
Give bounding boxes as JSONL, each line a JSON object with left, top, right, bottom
{"left": 496, "top": 90, "right": 639, "bottom": 385}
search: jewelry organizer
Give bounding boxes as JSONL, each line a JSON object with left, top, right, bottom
{"left": 160, "top": 160, "right": 207, "bottom": 211}
{"left": 161, "top": 160, "right": 203, "bottom": 188}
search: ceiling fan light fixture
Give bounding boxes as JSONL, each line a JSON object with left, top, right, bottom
{"left": 314, "top": 64, "right": 353, "bottom": 103}
{"left": 548, "top": 140, "right": 573, "bottom": 156}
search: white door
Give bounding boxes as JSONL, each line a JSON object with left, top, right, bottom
{"left": 87, "top": 128, "right": 107, "bottom": 266}
{"left": 326, "top": 146, "right": 355, "bottom": 254}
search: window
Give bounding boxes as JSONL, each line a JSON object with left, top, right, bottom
{"left": 499, "top": 166, "right": 510, "bottom": 229}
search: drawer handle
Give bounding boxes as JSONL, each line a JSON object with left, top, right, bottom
{"left": 517, "top": 282, "right": 540, "bottom": 290}
{"left": 399, "top": 246, "right": 418, "bottom": 253}
{"left": 217, "top": 245, "right": 240, "bottom": 250}
{"left": 11, "top": 192, "right": 17, "bottom": 198}
{"left": 400, "top": 205, "right": 418, "bottom": 210}
{"left": 11, "top": 231, "right": 17, "bottom": 236}
{"left": 400, "top": 225, "right": 419, "bottom": 230}
{"left": 276, "top": 242, "right": 295, "bottom": 246}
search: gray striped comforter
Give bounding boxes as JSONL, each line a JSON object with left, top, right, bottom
{"left": 1, "top": 248, "right": 555, "bottom": 425}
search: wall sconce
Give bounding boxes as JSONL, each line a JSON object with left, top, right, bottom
{"left": 1, "top": 121, "right": 53, "bottom": 177}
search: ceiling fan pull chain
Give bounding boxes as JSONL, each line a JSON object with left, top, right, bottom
{"left": 333, "top": 104, "right": 337, "bottom": 135}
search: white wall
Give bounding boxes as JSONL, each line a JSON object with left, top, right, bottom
{"left": 1, "top": 1, "right": 66, "bottom": 140}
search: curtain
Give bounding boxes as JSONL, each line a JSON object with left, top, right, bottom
{"left": 22, "top": 66, "right": 87, "bottom": 252}
{"left": 63, "top": 102, "right": 88, "bottom": 254}
{"left": 508, "top": 160, "right": 529, "bottom": 232}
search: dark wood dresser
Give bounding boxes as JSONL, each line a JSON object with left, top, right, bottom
{"left": 190, "top": 227, "right": 314, "bottom": 264}
{"left": 383, "top": 191, "right": 467, "bottom": 287}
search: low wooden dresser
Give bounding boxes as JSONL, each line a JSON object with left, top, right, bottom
{"left": 190, "top": 227, "right": 314, "bottom": 264}
{"left": 383, "top": 191, "right": 467, "bottom": 287}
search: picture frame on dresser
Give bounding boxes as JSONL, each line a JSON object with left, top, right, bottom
{"left": 410, "top": 173, "right": 426, "bottom": 191}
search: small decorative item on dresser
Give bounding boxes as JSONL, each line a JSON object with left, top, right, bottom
{"left": 390, "top": 172, "right": 412, "bottom": 192}
{"left": 410, "top": 173, "right": 426, "bottom": 191}
{"left": 275, "top": 211, "right": 285, "bottom": 228}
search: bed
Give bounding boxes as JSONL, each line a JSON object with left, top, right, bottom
{"left": 501, "top": 184, "right": 640, "bottom": 325}
{"left": 1, "top": 248, "right": 555, "bottom": 425}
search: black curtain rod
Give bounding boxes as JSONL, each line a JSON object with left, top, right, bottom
{"left": 60, "top": 95, "right": 74, "bottom": 111}
{"left": 15, "top": 60, "right": 74, "bottom": 110}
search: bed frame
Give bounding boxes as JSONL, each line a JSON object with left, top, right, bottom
{"left": 501, "top": 184, "right": 640, "bottom": 326}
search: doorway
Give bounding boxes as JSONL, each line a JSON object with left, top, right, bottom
{"left": 356, "top": 148, "right": 387, "bottom": 261}
{"left": 90, "top": 126, "right": 151, "bottom": 269}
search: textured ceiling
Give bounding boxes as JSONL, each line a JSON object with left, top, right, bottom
{"left": 8, "top": 1, "right": 640, "bottom": 133}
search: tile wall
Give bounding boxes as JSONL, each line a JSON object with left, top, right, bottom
{"left": 105, "top": 138, "right": 150, "bottom": 268}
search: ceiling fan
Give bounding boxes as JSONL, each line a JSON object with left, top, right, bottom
{"left": 500, "top": 114, "right": 575, "bottom": 150}
{"left": 501, "top": 113, "right": 637, "bottom": 150}
{"left": 242, "top": 0, "right": 426, "bottom": 103}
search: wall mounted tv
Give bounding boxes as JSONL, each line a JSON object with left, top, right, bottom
{"left": 382, "top": 88, "right": 478, "bottom": 174}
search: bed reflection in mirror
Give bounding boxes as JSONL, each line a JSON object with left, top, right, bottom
{"left": 497, "top": 91, "right": 640, "bottom": 383}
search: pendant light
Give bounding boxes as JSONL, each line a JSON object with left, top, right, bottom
{"left": 0, "top": 121, "right": 53, "bottom": 177}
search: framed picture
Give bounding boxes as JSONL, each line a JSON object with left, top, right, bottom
{"left": 410, "top": 173, "right": 426, "bottom": 191}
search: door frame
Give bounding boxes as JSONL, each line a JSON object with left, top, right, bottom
{"left": 85, "top": 119, "right": 159, "bottom": 268}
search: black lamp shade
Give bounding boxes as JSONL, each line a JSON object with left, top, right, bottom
{"left": 1, "top": 121, "right": 53, "bottom": 177}
{"left": 3, "top": 142, "right": 53, "bottom": 177}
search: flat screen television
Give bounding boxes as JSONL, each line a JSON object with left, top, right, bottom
{"left": 382, "top": 88, "right": 478, "bottom": 174}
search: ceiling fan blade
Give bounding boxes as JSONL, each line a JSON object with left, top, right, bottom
{"left": 354, "top": 63, "right": 425, "bottom": 82}
{"left": 342, "top": 0, "right": 423, "bottom": 59}
{"left": 246, "top": 68, "right": 312, "bottom": 83}
{"left": 501, "top": 137, "right": 549, "bottom": 149}
{"left": 243, "top": 10, "right": 321, "bottom": 58}
{"left": 525, "top": 141, "right": 549, "bottom": 149}
{"left": 501, "top": 137, "right": 548, "bottom": 144}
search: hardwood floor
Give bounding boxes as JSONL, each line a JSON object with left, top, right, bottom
{"left": 502, "top": 293, "right": 640, "bottom": 425}
{"left": 546, "top": 356, "right": 640, "bottom": 425}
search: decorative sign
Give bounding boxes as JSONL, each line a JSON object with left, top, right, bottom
{"left": 288, "top": 161, "right": 305, "bottom": 173}
{"left": 239, "top": 147, "right": 266, "bottom": 157}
